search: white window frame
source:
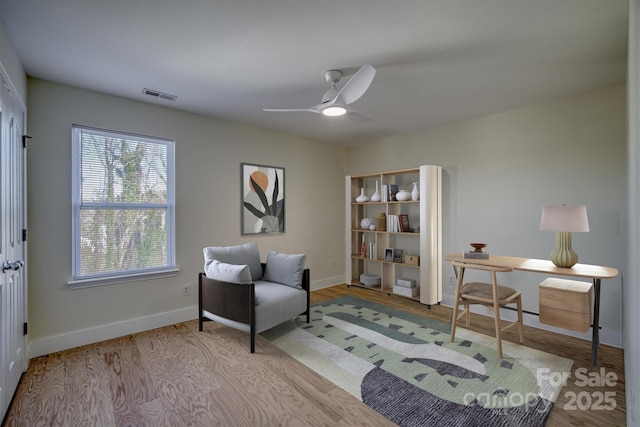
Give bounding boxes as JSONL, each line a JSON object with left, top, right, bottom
{"left": 69, "top": 125, "right": 176, "bottom": 288}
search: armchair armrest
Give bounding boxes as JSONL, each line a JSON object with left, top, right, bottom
{"left": 198, "top": 272, "right": 255, "bottom": 331}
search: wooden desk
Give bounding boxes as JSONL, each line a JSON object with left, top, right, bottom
{"left": 444, "top": 253, "right": 619, "bottom": 365}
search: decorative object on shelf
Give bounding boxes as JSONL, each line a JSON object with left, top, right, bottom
{"left": 359, "top": 274, "right": 381, "bottom": 287}
{"left": 464, "top": 243, "right": 489, "bottom": 259}
{"left": 360, "top": 235, "right": 367, "bottom": 258}
{"left": 540, "top": 205, "right": 589, "bottom": 268}
{"left": 377, "top": 212, "right": 387, "bottom": 231}
{"left": 399, "top": 214, "right": 411, "bottom": 232}
{"left": 393, "top": 284, "right": 419, "bottom": 297}
{"left": 395, "top": 190, "right": 411, "bottom": 201}
{"left": 396, "top": 278, "right": 417, "bottom": 288}
{"left": 405, "top": 255, "right": 420, "bottom": 266}
{"left": 393, "top": 249, "right": 404, "bottom": 263}
{"left": 360, "top": 217, "right": 375, "bottom": 230}
{"left": 355, "top": 188, "right": 369, "bottom": 203}
{"left": 370, "top": 181, "right": 381, "bottom": 202}
{"left": 411, "top": 182, "right": 420, "bottom": 201}
{"left": 388, "top": 184, "right": 399, "bottom": 201}
{"left": 384, "top": 248, "right": 394, "bottom": 261}
{"left": 241, "top": 163, "right": 285, "bottom": 235}
{"left": 369, "top": 242, "right": 376, "bottom": 260}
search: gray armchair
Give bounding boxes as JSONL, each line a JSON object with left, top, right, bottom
{"left": 198, "top": 242, "right": 310, "bottom": 353}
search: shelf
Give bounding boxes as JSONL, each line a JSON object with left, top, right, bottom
{"left": 351, "top": 229, "right": 418, "bottom": 235}
{"left": 352, "top": 200, "right": 418, "bottom": 205}
{"left": 346, "top": 165, "right": 442, "bottom": 305}
{"left": 349, "top": 281, "right": 421, "bottom": 302}
{"left": 351, "top": 255, "right": 420, "bottom": 267}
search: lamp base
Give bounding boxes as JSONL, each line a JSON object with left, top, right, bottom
{"left": 550, "top": 231, "right": 578, "bottom": 268}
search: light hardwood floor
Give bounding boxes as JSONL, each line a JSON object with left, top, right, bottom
{"left": 3, "top": 284, "right": 625, "bottom": 426}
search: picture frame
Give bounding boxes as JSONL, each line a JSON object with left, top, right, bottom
{"left": 241, "top": 163, "right": 285, "bottom": 235}
{"left": 384, "top": 248, "right": 394, "bottom": 262}
{"left": 388, "top": 184, "right": 399, "bottom": 201}
{"left": 393, "top": 249, "right": 404, "bottom": 263}
{"left": 399, "top": 214, "right": 410, "bottom": 232}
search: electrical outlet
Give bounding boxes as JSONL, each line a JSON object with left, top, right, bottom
{"left": 448, "top": 275, "right": 456, "bottom": 285}
{"left": 182, "top": 284, "right": 190, "bottom": 296}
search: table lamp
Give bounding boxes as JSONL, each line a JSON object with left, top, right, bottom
{"left": 540, "top": 205, "right": 590, "bottom": 268}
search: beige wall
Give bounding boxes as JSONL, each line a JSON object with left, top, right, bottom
{"left": 27, "top": 79, "right": 627, "bottom": 354}
{"left": 26, "top": 78, "right": 347, "bottom": 355}
{"left": 347, "top": 84, "right": 627, "bottom": 347}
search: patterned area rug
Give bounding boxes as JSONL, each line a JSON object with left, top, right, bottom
{"left": 263, "top": 296, "right": 573, "bottom": 427}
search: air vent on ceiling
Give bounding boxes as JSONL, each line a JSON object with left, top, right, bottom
{"left": 142, "top": 88, "right": 177, "bottom": 101}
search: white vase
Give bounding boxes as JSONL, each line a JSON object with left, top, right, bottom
{"left": 355, "top": 188, "right": 369, "bottom": 203}
{"left": 411, "top": 182, "right": 419, "bottom": 201}
{"left": 370, "top": 181, "right": 381, "bottom": 202}
{"left": 396, "top": 190, "right": 411, "bottom": 201}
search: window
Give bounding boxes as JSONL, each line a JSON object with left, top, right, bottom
{"left": 71, "top": 125, "right": 175, "bottom": 283}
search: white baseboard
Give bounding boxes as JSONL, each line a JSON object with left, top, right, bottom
{"left": 28, "top": 277, "right": 344, "bottom": 358}
{"left": 440, "top": 294, "right": 622, "bottom": 349}
{"left": 310, "top": 275, "right": 344, "bottom": 291}
{"left": 33, "top": 279, "right": 617, "bottom": 360}
{"left": 28, "top": 306, "right": 198, "bottom": 358}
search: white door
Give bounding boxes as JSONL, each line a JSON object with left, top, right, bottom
{"left": 0, "top": 75, "right": 27, "bottom": 420}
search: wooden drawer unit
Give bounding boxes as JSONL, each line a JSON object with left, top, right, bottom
{"left": 539, "top": 278, "right": 592, "bottom": 332}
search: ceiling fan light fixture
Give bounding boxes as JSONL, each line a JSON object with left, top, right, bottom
{"left": 322, "top": 106, "right": 347, "bottom": 117}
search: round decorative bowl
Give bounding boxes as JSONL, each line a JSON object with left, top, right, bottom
{"left": 395, "top": 190, "right": 411, "bottom": 201}
{"left": 470, "top": 243, "right": 487, "bottom": 253}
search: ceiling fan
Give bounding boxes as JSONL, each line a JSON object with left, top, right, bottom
{"left": 263, "top": 64, "right": 376, "bottom": 118}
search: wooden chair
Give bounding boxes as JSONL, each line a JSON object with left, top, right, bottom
{"left": 450, "top": 260, "right": 524, "bottom": 358}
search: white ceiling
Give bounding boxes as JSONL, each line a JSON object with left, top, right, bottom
{"left": 0, "top": 0, "right": 629, "bottom": 146}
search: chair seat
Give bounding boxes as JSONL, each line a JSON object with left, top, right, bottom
{"left": 461, "top": 282, "right": 518, "bottom": 300}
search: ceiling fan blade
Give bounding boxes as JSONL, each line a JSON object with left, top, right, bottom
{"left": 345, "top": 110, "right": 374, "bottom": 122}
{"left": 262, "top": 107, "right": 321, "bottom": 113}
{"left": 335, "top": 64, "right": 376, "bottom": 105}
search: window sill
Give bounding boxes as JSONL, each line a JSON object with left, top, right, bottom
{"left": 67, "top": 268, "right": 180, "bottom": 289}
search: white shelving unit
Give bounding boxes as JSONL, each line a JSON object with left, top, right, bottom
{"left": 345, "top": 165, "right": 442, "bottom": 305}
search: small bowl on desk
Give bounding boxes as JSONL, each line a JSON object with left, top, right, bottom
{"left": 470, "top": 243, "right": 487, "bottom": 253}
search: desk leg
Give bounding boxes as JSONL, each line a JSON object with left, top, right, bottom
{"left": 591, "top": 278, "right": 601, "bottom": 366}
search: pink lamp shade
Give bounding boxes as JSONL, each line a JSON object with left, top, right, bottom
{"left": 540, "top": 205, "right": 590, "bottom": 232}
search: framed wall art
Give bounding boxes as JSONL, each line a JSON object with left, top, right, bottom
{"left": 241, "top": 163, "right": 285, "bottom": 235}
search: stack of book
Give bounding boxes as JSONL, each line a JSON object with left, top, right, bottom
{"left": 386, "top": 214, "right": 411, "bottom": 232}
{"left": 381, "top": 184, "right": 399, "bottom": 202}
{"left": 463, "top": 251, "right": 490, "bottom": 259}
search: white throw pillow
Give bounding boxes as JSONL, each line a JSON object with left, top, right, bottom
{"left": 263, "top": 250, "right": 306, "bottom": 288}
{"left": 205, "top": 260, "right": 252, "bottom": 284}
{"left": 203, "top": 242, "right": 263, "bottom": 281}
